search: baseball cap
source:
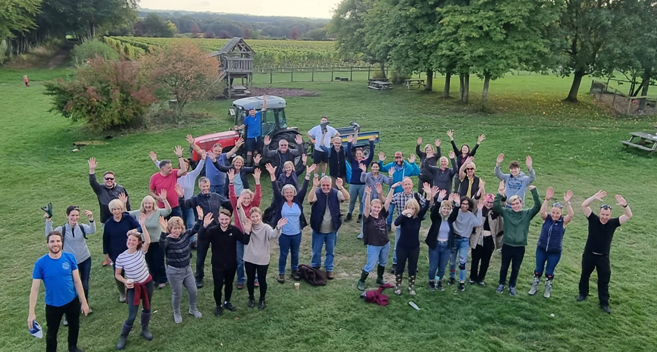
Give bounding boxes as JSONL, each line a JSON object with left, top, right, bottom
{"left": 29, "top": 320, "right": 43, "bottom": 338}
{"left": 394, "top": 152, "right": 403, "bottom": 157}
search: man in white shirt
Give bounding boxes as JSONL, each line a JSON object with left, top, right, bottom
{"left": 307, "top": 116, "right": 339, "bottom": 178}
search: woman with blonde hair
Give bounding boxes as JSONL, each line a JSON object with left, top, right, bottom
{"left": 425, "top": 192, "right": 454, "bottom": 292}
{"left": 129, "top": 191, "right": 171, "bottom": 289}
{"left": 159, "top": 213, "right": 203, "bottom": 324}
{"left": 393, "top": 183, "right": 431, "bottom": 296}
{"left": 104, "top": 199, "right": 142, "bottom": 303}
{"left": 416, "top": 137, "right": 441, "bottom": 193}
{"left": 214, "top": 154, "right": 261, "bottom": 197}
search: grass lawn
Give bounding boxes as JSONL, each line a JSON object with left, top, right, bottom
{"left": 1, "top": 67, "right": 656, "bottom": 352}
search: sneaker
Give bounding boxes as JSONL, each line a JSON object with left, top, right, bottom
{"left": 448, "top": 277, "right": 456, "bottom": 286}
{"left": 357, "top": 214, "right": 362, "bottom": 223}
{"left": 102, "top": 259, "right": 109, "bottom": 267}
{"left": 437, "top": 281, "right": 445, "bottom": 291}
{"left": 600, "top": 305, "right": 611, "bottom": 314}
{"left": 254, "top": 279, "right": 260, "bottom": 287}
{"left": 496, "top": 284, "right": 505, "bottom": 293}
{"left": 327, "top": 271, "right": 334, "bottom": 280}
{"left": 345, "top": 213, "right": 353, "bottom": 222}
{"left": 291, "top": 271, "right": 301, "bottom": 281}
{"left": 248, "top": 297, "right": 255, "bottom": 308}
{"left": 394, "top": 286, "right": 402, "bottom": 295}
{"left": 237, "top": 283, "right": 245, "bottom": 290}
{"left": 543, "top": 281, "right": 552, "bottom": 299}
{"left": 173, "top": 312, "right": 182, "bottom": 324}
{"left": 62, "top": 316, "right": 68, "bottom": 327}
{"left": 528, "top": 277, "right": 540, "bottom": 296}
{"left": 576, "top": 294, "right": 587, "bottom": 302}
{"left": 458, "top": 282, "right": 465, "bottom": 292}
{"left": 158, "top": 283, "right": 166, "bottom": 290}
{"left": 258, "top": 300, "right": 266, "bottom": 310}
{"left": 469, "top": 279, "right": 475, "bottom": 284}
{"left": 477, "top": 281, "right": 486, "bottom": 287}
{"left": 214, "top": 306, "right": 223, "bottom": 317}
{"left": 196, "top": 278, "right": 203, "bottom": 289}
{"left": 356, "top": 233, "right": 363, "bottom": 239}
{"left": 223, "top": 302, "right": 236, "bottom": 312}
{"left": 189, "top": 308, "right": 202, "bottom": 319}
{"left": 509, "top": 286, "right": 518, "bottom": 296}
{"left": 277, "top": 274, "right": 285, "bottom": 284}
{"left": 429, "top": 280, "right": 436, "bottom": 291}
{"left": 119, "top": 293, "right": 126, "bottom": 303}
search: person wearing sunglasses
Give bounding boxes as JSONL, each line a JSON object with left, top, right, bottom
{"left": 88, "top": 157, "right": 131, "bottom": 224}
{"left": 577, "top": 191, "right": 632, "bottom": 314}
{"left": 458, "top": 157, "right": 485, "bottom": 200}
{"left": 528, "top": 187, "right": 574, "bottom": 298}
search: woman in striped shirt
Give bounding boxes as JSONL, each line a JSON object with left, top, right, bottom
{"left": 159, "top": 212, "right": 203, "bottom": 324}
{"left": 114, "top": 213, "right": 153, "bottom": 350}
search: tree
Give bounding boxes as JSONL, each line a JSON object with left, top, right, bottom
{"left": 142, "top": 13, "right": 175, "bottom": 37}
{"left": 0, "top": 0, "right": 40, "bottom": 39}
{"left": 44, "top": 57, "right": 158, "bottom": 132}
{"left": 306, "top": 28, "right": 328, "bottom": 41}
{"left": 289, "top": 27, "right": 300, "bottom": 40}
{"left": 141, "top": 40, "right": 220, "bottom": 120}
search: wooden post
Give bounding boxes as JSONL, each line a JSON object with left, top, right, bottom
{"left": 350, "top": 66, "right": 353, "bottom": 81}
{"left": 368, "top": 65, "right": 371, "bottom": 80}
{"left": 331, "top": 67, "right": 334, "bottom": 81}
{"left": 269, "top": 69, "right": 273, "bottom": 84}
{"left": 291, "top": 67, "right": 294, "bottom": 82}
{"left": 312, "top": 67, "right": 314, "bottom": 82}
{"left": 627, "top": 97, "right": 632, "bottom": 114}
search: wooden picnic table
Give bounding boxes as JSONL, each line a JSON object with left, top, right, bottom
{"left": 622, "top": 131, "right": 657, "bottom": 153}
{"left": 368, "top": 80, "right": 393, "bottom": 91}
{"left": 404, "top": 78, "right": 425, "bottom": 90}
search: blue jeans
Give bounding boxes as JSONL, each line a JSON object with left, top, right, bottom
{"left": 168, "top": 206, "right": 183, "bottom": 219}
{"left": 182, "top": 206, "right": 196, "bottom": 242}
{"left": 535, "top": 247, "right": 562, "bottom": 279}
{"left": 311, "top": 230, "right": 337, "bottom": 271}
{"left": 392, "top": 227, "right": 401, "bottom": 264}
{"left": 449, "top": 237, "right": 470, "bottom": 282}
{"left": 348, "top": 184, "right": 366, "bottom": 215}
{"left": 236, "top": 241, "right": 245, "bottom": 284}
{"left": 78, "top": 257, "right": 92, "bottom": 301}
{"left": 428, "top": 241, "right": 451, "bottom": 281}
{"left": 364, "top": 243, "right": 390, "bottom": 272}
{"left": 386, "top": 202, "right": 396, "bottom": 226}
{"left": 279, "top": 233, "right": 302, "bottom": 274}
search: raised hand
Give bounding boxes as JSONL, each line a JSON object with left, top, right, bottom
{"left": 158, "top": 189, "right": 168, "bottom": 202}
{"left": 417, "top": 137, "right": 423, "bottom": 145}
{"left": 227, "top": 168, "right": 236, "bottom": 182}
{"left": 242, "top": 218, "right": 253, "bottom": 233}
{"left": 359, "top": 163, "right": 367, "bottom": 172}
{"left": 369, "top": 135, "right": 376, "bottom": 142}
{"left": 264, "top": 135, "right": 271, "bottom": 146}
{"left": 435, "top": 139, "right": 441, "bottom": 147}
{"left": 118, "top": 193, "right": 128, "bottom": 205}
{"left": 479, "top": 178, "right": 485, "bottom": 189}
{"left": 465, "top": 155, "right": 474, "bottom": 164}
{"left": 422, "top": 182, "right": 431, "bottom": 196}
{"left": 438, "top": 189, "right": 447, "bottom": 200}
{"left": 378, "top": 152, "right": 386, "bottom": 162}
{"left": 375, "top": 183, "right": 383, "bottom": 196}
{"left": 196, "top": 206, "right": 204, "bottom": 220}
{"left": 496, "top": 153, "right": 504, "bottom": 165}
{"left": 235, "top": 137, "right": 245, "bottom": 148}
{"left": 448, "top": 150, "right": 455, "bottom": 159}
{"left": 545, "top": 186, "right": 554, "bottom": 200}
{"left": 277, "top": 217, "right": 289, "bottom": 230}
{"left": 498, "top": 180, "right": 506, "bottom": 195}
{"left": 364, "top": 186, "right": 372, "bottom": 195}
{"left": 139, "top": 213, "right": 147, "bottom": 225}
{"left": 312, "top": 175, "right": 320, "bottom": 187}
{"left": 391, "top": 182, "right": 401, "bottom": 189}
{"left": 295, "top": 134, "right": 303, "bottom": 145}
{"left": 203, "top": 212, "right": 213, "bottom": 228}
{"left": 478, "top": 199, "right": 485, "bottom": 210}
{"left": 431, "top": 186, "right": 440, "bottom": 198}
{"left": 408, "top": 154, "right": 416, "bottom": 163}
{"left": 159, "top": 216, "right": 168, "bottom": 232}
{"left": 446, "top": 130, "right": 454, "bottom": 140}
{"left": 526, "top": 155, "right": 533, "bottom": 170}
{"left": 594, "top": 190, "right": 607, "bottom": 201}
{"left": 450, "top": 193, "right": 460, "bottom": 202}
{"left": 201, "top": 151, "right": 207, "bottom": 160}
{"left": 174, "top": 145, "right": 184, "bottom": 158}
{"left": 336, "top": 177, "right": 344, "bottom": 189}
{"left": 186, "top": 134, "right": 195, "bottom": 145}
{"left": 615, "top": 194, "right": 627, "bottom": 206}
{"left": 528, "top": 185, "right": 536, "bottom": 191}
{"left": 347, "top": 134, "right": 354, "bottom": 143}
{"left": 388, "top": 168, "right": 395, "bottom": 177}
{"left": 207, "top": 151, "right": 217, "bottom": 162}
{"left": 265, "top": 163, "right": 276, "bottom": 175}
{"left": 175, "top": 184, "right": 184, "bottom": 198}
{"left": 88, "top": 157, "right": 97, "bottom": 170}
{"left": 307, "top": 163, "right": 316, "bottom": 175}
{"left": 254, "top": 154, "right": 262, "bottom": 165}
{"left": 477, "top": 134, "right": 486, "bottom": 143}
{"left": 564, "top": 190, "right": 573, "bottom": 203}
{"left": 253, "top": 168, "right": 261, "bottom": 181}
{"left": 149, "top": 151, "right": 157, "bottom": 162}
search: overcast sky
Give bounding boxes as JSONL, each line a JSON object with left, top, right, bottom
{"left": 138, "top": 0, "right": 341, "bottom": 19}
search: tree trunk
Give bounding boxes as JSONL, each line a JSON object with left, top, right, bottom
{"left": 565, "top": 69, "right": 586, "bottom": 102}
{"left": 639, "top": 68, "right": 651, "bottom": 111}
{"left": 443, "top": 72, "right": 451, "bottom": 98}
{"left": 89, "top": 23, "right": 96, "bottom": 39}
{"left": 482, "top": 74, "right": 490, "bottom": 108}
{"left": 379, "top": 62, "right": 387, "bottom": 79}
{"left": 459, "top": 74, "right": 470, "bottom": 103}
{"left": 425, "top": 69, "right": 433, "bottom": 91}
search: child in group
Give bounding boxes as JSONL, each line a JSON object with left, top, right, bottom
{"left": 24, "top": 75, "right": 30, "bottom": 87}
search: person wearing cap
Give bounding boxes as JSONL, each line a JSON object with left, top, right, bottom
{"left": 377, "top": 151, "right": 421, "bottom": 232}
{"left": 577, "top": 190, "right": 632, "bottom": 314}
{"left": 28, "top": 231, "right": 90, "bottom": 352}
{"left": 469, "top": 193, "right": 503, "bottom": 286}
{"left": 234, "top": 95, "right": 267, "bottom": 166}
{"left": 44, "top": 205, "right": 96, "bottom": 325}
{"left": 307, "top": 116, "right": 339, "bottom": 177}
{"left": 528, "top": 187, "right": 574, "bottom": 298}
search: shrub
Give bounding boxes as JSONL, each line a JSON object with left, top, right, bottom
{"left": 72, "top": 39, "right": 119, "bottom": 64}
{"left": 44, "top": 57, "right": 158, "bottom": 132}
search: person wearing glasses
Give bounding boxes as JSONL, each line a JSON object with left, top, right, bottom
{"left": 577, "top": 191, "right": 632, "bottom": 314}
{"left": 528, "top": 187, "right": 574, "bottom": 298}
{"left": 457, "top": 157, "right": 485, "bottom": 201}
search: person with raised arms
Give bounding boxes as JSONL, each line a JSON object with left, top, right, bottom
{"left": 427, "top": 150, "right": 459, "bottom": 195}
{"left": 446, "top": 130, "right": 485, "bottom": 169}
{"left": 214, "top": 154, "right": 262, "bottom": 197}
{"left": 447, "top": 192, "right": 484, "bottom": 292}
{"left": 345, "top": 130, "right": 376, "bottom": 224}
{"left": 328, "top": 135, "right": 347, "bottom": 187}
{"left": 378, "top": 151, "right": 421, "bottom": 232}
{"left": 494, "top": 154, "right": 536, "bottom": 204}
{"left": 528, "top": 187, "right": 574, "bottom": 298}
{"left": 469, "top": 194, "right": 504, "bottom": 287}
{"left": 415, "top": 136, "right": 441, "bottom": 193}
{"left": 28, "top": 231, "right": 90, "bottom": 352}
{"left": 234, "top": 95, "right": 267, "bottom": 166}
{"left": 357, "top": 183, "right": 393, "bottom": 291}
{"left": 205, "top": 138, "right": 242, "bottom": 194}
{"left": 577, "top": 190, "right": 632, "bottom": 314}
{"left": 263, "top": 134, "right": 303, "bottom": 178}
{"left": 386, "top": 177, "right": 426, "bottom": 274}
{"left": 307, "top": 116, "right": 339, "bottom": 178}
{"left": 425, "top": 191, "right": 455, "bottom": 292}
{"left": 149, "top": 146, "right": 188, "bottom": 219}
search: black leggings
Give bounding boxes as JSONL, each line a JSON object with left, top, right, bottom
{"left": 46, "top": 296, "right": 80, "bottom": 352}
{"left": 498, "top": 244, "right": 525, "bottom": 287}
{"left": 245, "top": 262, "right": 269, "bottom": 301}
{"left": 396, "top": 245, "right": 420, "bottom": 276}
{"left": 470, "top": 235, "right": 495, "bottom": 282}
{"left": 212, "top": 266, "right": 236, "bottom": 306}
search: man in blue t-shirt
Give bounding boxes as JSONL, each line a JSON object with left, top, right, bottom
{"left": 235, "top": 95, "right": 268, "bottom": 166}
{"left": 28, "top": 231, "right": 89, "bottom": 352}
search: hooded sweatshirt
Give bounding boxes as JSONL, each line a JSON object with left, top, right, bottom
{"left": 378, "top": 160, "right": 420, "bottom": 194}
{"left": 493, "top": 188, "right": 541, "bottom": 247}
{"left": 494, "top": 166, "right": 536, "bottom": 203}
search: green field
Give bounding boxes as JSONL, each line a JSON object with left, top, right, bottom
{"left": 1, "top": 67, "right": 657, "bottom": 352}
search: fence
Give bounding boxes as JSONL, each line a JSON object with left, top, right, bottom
{"left": 590, "top": 80, "right": 657, "bottom": 115}
{"left": 251, "top": 65, "right": 391, "bottom": 84}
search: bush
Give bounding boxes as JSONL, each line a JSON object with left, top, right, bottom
{"left": 44, "top": 57, "right": 158, "bottom": 132}
{"left": 71, "top": 40, "right": 119, "bottom": 64}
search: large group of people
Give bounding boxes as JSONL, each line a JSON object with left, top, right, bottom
{"left": 29, "top": 117, "right": 633, "bottom": 351}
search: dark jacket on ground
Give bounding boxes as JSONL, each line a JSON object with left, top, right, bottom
{"left": 328, "top": 145, "right": 347, "bottom": 179}
{"left": 270, "top": 178, "right": 310, "bottom": 230}
{"left": 103, "top": 212, "right": 142, "bottom": 262}
{"left": 89, "top": 174, "right": 131, "bottom": 223}
{"left": 198, "top": 224, "right": 249, "bottom": 270}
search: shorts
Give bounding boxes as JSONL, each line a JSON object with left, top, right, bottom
{"left": 246, "top": 137, "right": 261, "bottom": 153}
{"left": 313, "top": 148, "right": 329, "bottom": 163}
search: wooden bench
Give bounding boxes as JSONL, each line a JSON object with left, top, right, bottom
{"left": 405, "top": 79, "right": 425, "bottom": 90}
{"left": 622, "top": 131, "right": 657, "bottom": 153}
